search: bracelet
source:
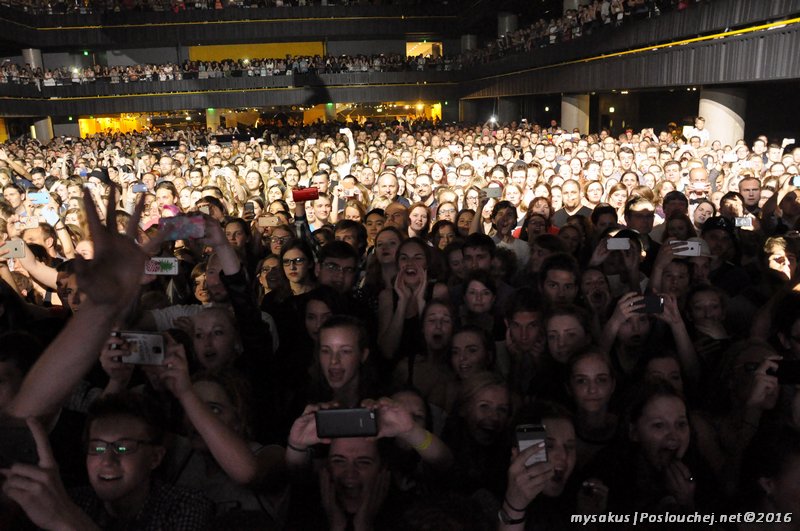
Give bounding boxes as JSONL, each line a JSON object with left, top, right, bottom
{"left": 504, "top": 497, "right": 527, "bottom": 513}
{"left": 286, "top": 441, "right": 309, "bottom": 453}
{"left": 412, "top": 430, "right": 433, "bottom": 452}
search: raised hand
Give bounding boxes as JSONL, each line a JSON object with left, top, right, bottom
{"left": 73, "top": 187, "right": 163, "bottom": 311}
{"left": 504, "top": 443, "right": 554, "bottom": 512}
{"left": 664, "top": 460, "right": 696, "bottom": 508}
{"left": 353, "top": 468, "right": 390, "bottom": 531}
{"left": 1, "top": 418, "right": 96, "bottom": 531}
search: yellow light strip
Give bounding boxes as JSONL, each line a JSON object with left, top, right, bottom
{"left": 472, "top": 16, "right": 800, "bottom": 82}
{"left": 0, "top": 14, "right": 455, "bottom": 31}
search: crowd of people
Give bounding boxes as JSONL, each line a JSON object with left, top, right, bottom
{"left": 462, "top": 0, "right": 705, "bottom": 65}
{"left": 0, "top": 115, "right": 799, "bottom": 530}
{"left": 1, "top": 0, "right": 445, "bottom": 15}
{"left": 0, "top": 54, "right": 457, "bottom": 87}
{"left": 0, "top": 0, "right": 711, "bottom": 87}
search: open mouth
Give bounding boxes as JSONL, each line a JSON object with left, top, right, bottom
{"left": 328, "top": 369, "right": 344, "bottom": 382}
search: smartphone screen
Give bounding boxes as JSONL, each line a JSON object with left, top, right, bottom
{"left": 516, "top": 424, "right": 547, "bottom": 466}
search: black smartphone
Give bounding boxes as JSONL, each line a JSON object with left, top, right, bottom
{"left": 0, "top": 422, "right": 39, "bottom": 468}
{"left": 244, "top": 202, "right": 255, "bottom": 215}
{"left": 315, "top": 408, "right": 378, "bottom": 439}
{"left": 635, "top": 295, "right": 664, "bottom": 314}
{"left": 516, "top": 424, "right": 547, "bottom": 466}
{"left": 776, "top": 360, "right": 800, "bottom": 385}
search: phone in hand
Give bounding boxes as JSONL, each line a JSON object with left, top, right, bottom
{"left": 670, "top": 240, "right": 702, "bottom": 257}
{"left": 607, "top": 238, "right": 631, "bottom": 251}
{"left": 132, "top": 183, "right": 149, "bottom": 193}
{"left": 159, "top": 215, "right": 205, "bottom": 240}
{"left": 115, "top": 331, "right": 165, "bottom": 365}
{"left": 635, "top": 295, "right": 665, "bottom": 314}
{"left": 485, "top": 187, "right": 502, "bottom": 199}
{"left": 735, "top": 217, "right": 753, "bottom": 228}
{"left": 516, "top": 424, "right": 547, "bottom": 466}
{"left": 28, "top": 191, "right": 50, "bottom": 205}
{"left": 257, "top": 215, "right": 280, "bottom": 228}
{"left": 1, "top": 240, "right": 25, "bottom": 259}
{"left": 315, "top": 408, "right": 378, "bottom": 439}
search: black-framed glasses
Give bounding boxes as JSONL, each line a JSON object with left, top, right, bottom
{"left": 322, "top": 261, "right": 356, "bottom": 275}
{"left": 282, "top": 257, "right": 307, "bottom": 267}
{"left": 87, "top": 439, "right": 153, "bottom": 456}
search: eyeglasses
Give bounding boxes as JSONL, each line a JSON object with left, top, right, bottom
{"left": 260, "top": 265, "right": 278, "bottom": 274}
{"left": 270, "top": 236, "right": 291, "bottom": 244}
{"left": 283, "top": 257, "right": 307, "bottom": 267}
{"left": 87, "top": 439, "right": 153, "bottom": 456}
{"left": 322, "top": 261, "right": 357, "bottom": 275}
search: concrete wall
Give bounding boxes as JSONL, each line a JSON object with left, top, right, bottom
{"left": 103, "top": 47, "right": 186, "bottom": 66}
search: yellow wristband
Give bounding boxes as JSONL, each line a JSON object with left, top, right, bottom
{"left": 412, "top": 430, "right": 433, "bottom": 452}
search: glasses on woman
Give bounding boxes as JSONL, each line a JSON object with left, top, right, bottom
{"left": 87, "top": 439, "right": 153, "bottom": 456}
{"left": 282, "top": 257, "right": 307, "bottom": 267}
{"left": 270, "top": 236, "right": 290, "bottom": 244}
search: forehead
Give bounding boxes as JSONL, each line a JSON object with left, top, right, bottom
{"left": 329, "top": 438, "right": 378, "bottom": 459}
{"left": 89, "top": 414, "right": 151, "bottom": 440}
{"left": 320, "top": 324, "right": 359, "bottom": 344}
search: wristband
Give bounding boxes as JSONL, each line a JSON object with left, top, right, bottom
{"left": 286, "top": 441, "right": 309, "bottom": 453}
{"left": 412, "top": 430, "right": 433, "bottom": 452}
{"left": 504, "top": 497, "right": 527, "bottom": 513}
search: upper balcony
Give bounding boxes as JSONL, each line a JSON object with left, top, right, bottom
{"left": 0, "top": 1, "right": 458, "bottom": 47}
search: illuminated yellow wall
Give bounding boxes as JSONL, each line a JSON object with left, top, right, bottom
{"left": 189, "top": 42, "right": 324, "bottom": 62}
{"left": 0, "top": 118, "right": 8, "bottom": 143}
{"left": 78, "top": 115, "right": 145, "bottom": 137}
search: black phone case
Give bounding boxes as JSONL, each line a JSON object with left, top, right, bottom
{"left": 315, "top": 409, "right": 378, "bottom": 438}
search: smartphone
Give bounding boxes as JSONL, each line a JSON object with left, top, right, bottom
{"left": 793, "top": 175, "right": 800, "bottom": 187}
{"left": 257, "top": 215, "right": 279, "bottom": 228}
{"left": 315, "top": 408, "right": 378, "bottom": 439}
{"left": 635, "top": 295, "right": 665, "bottom": 314}
{"left": 485, "top": 187, "right": 502, "bottom": 199}
{"left": 306, "top": 138, "right": 317, "bottom": 145}
{"left": 132, "top": 183, "right": 149, "bottom": 193}
{"left": 274, "top": 166, "right": 285, "bottom": 173}
{"left": 1, "top": 240, "right": 25, "bottom": 259}
{"left": 670, "top": 240, "right": 701, "bottom": 257}
{"left": 607, "top": 238, "right": 631, "bottom": 251}
{"left": 198, "top": 205, "right": 210, "bottom": 215}
{"left": 516, "top": 424, "right": 548, "bottom": 466}
{"left": 0, "top": 421, "right": 38, "bottom": 468}
{"left": 292, "top": 187, "right": 319, "bottom": 203}
{"left": 735, "top": 217, "right": 753, "bottom": 228}
{"left": 775, "top": 360, "right": 800, "bottom": 385}
{"left": 243, "top": 202, "right": 255, "bottom": 215}
{"left": 117, "top": 331, "right": 165, "bottom": 365}
{"left": 159, "top": 215, "right": 205, "bottom": 240}
{"left": 144, "top": 257, "right": 179, "bottom": 276}
{"left": 28, "top": 191, "right": 50, "bottom": 205}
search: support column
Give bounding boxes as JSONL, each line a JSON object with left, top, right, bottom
{"left": 497, "top": 12, "right": 518, "bottom": 38}
{"left": 562, "top": 0, "right": 579, "bottom": 13}
{"left": 33, "top": 117, "right": 53, "bottom": 144}
{"left": 497, "top": 97, "right": 520, "bottom": 125}
{"left": 698, "top": 88, "right": 746, "bottom": 148}
{"left": 205, "top": 108, "right": 220, "bottom": 131}
{"left": 21, "top": 48, "right": 42, "bottom": 69}
{"left": 460, "top": 35, "right": 477, "bottom": 53}
{"left": 561, "top": 94, "right": 590, "bottom": 134}
{"left": 460, "top": 99, "right": 479, "bottom": 124}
